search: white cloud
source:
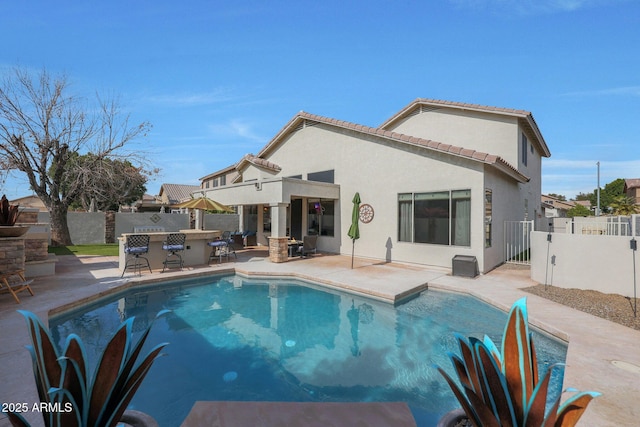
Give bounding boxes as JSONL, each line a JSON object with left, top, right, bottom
{"left": 562, "top": 86, "right": 640, "bottom": 97}
{"left": 208, "top": 119, "right": 267, "bottom": 143}
{"left": 143, "top": 89, "right": 240, "bottom": 107}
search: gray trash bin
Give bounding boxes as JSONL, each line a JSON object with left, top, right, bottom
{"left": 452, "top": 255, "right": 478, "bottom": 278}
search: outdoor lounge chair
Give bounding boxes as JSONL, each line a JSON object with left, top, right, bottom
{"left": 297, "top": 235, "right": 318, "bottom": 258}
{"left": 121, "top": 234, "right": 152, "bottom": 277}
{"left": 0, "top": 270, "right": 34, "bottom": 304}
{"left": 162, "top": 233, "right": 186, "bottom": 272}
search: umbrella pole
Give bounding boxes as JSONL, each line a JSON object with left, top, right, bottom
{"left": 351, "top": 239, "right": 355, "bottom": 269}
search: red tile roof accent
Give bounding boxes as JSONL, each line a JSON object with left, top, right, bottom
{"left": 236, "top": 154, "right": 282, "bottom": 173}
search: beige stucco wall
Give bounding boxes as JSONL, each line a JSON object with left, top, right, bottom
{"left": 386, "top": 108, "right": 544, "bottom": 233}
{"left": 259, "top": 123, "right": 528, "bottom": 272}
{"left": 386, "top": 108, "right": 520, "bottom": 166}
{"left": 530, "top": 231, "right": 639, "bottom": 298}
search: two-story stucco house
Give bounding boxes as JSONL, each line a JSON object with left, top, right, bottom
{"left": 199, "top": 98, "right": 550, "bottom": 274}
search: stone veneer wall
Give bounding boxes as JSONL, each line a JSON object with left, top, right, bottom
{"left": 0, "top": 237, "right": 25, "bottom": 273}
{"left": 24, "top": 238, "right": 48, "bottom": 262}
{"left": 268, "top": 237, "right": 288, "bottom": 263}
{"left": 105, "top": 211, "right": 116, "bottom": 243}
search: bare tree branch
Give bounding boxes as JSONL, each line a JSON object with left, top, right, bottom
{"left": 0, "top": 67, "right": 153, "bottom": 245}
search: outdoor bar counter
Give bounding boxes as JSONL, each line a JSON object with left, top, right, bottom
{"left": 118, "top": 230, "right": 222, "bottom": 272}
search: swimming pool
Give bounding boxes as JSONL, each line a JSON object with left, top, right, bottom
{"left": 49, "top": 274, "right": 567, "bottom": 426}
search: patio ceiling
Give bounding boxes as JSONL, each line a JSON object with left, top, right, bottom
{"left": 201, "top": 177, "right": 340, "bottom": 206}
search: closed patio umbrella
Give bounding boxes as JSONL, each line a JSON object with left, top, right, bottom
{"left": 347, "top": 192, "right": 361, "bottom": 269}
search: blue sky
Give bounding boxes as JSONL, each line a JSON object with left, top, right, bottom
{"left": 1, "top": 0, "right": 638, "bottom": 200}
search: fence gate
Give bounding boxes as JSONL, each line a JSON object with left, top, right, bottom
{"left": 504, "top": 220, "right": 534, "bottom": 265}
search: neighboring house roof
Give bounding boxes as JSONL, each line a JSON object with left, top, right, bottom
{"left": 541, "top": 195, "right": 575, "bottom": 211}
{"left": 9, "top": 195, "right": 47, "bottom": 212}
{"left": 200, "top": 164, "right": 236, "bottom": 181}
{"left": 378, "top": 98, "right": 551, "bottom": 158}
{"left": 574, "top": 200, "right": 592, "bottom": 208}
{"left": 255, "top": 111, "right": 530, "bottom": 183}
{"left": 159, "top": 183, "right": 200, "bottom": 204}
{"left": 624, "top": 178, "right": 640, "bottom": 190}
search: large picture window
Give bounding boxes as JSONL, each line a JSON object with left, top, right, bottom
{"left": 398, "top": 190, "right": 471, "bottom": 246}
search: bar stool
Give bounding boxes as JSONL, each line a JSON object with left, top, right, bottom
{"left": 122, "top": 234, "right": 152, "bottom": 277}
{"left": 208, "top": 239, "right": 228, "bottom": 264}
{"left": 162, "top": 233, "right": 186, "bottom": 272}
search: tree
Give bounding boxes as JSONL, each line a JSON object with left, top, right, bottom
{"left": 589, "top": 178, "right": 625, "bottom": 214}
{"left": 0, "top": 67, "right": 151, "bottom": 245}
{"left": 566, "top": 204, "right": 592, "bottom": 218}
{"left": 547, "top": 193, "right": 566, "bottom": 201}
{"left": 608, "top": 195, "right": 640, "bottom": 215}
{"left": 575, "top": 192, "right": 593, "bottom": 201}
{"left": 62, "top": 153, "right": 154, "bottom": 212}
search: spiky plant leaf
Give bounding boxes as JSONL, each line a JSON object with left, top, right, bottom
{"left": 438, "top": 366, "right": 493, "bottom": 427}
{"left": 19, "top": 311, "right": 63, "bottom": 403}
{"left": 88, "top": 317, "right": 132, "bottom": 424}
{"left": 60, "top": 335, "right": 88, "bottom": 423}
{"left": 502, "top": 297, "right": 535, "bottom": 423}
{"left": 13, "top": 310, "right": 169, "bottom": 427}
{"left": 437, "top": 298, "right": 599, "bottom": 427}
{"left": 103, "top": 343, "right": 167, "bottom": 426}
{"left": 523, "top": 364, "right": 557, "bottom": 427}
{"left": 554, "top": 391, "right": 601, "bottom": 427}
{"left": 6, "top": 411, "right": 30, "bottom": 427}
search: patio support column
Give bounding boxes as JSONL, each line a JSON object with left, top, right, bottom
{"left": 268, "top": 203, "right": 289, "bottom": 263}
{"left": 270, "top": 203, "right": 288, "bottom": 238}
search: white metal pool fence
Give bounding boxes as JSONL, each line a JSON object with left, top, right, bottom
{"left": 504, "top": 220, "right": 534, "bottom": 265}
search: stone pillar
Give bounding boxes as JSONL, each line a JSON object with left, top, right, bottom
{"left": 0, "top": 237, "right": 26, "bottom": 273}
{"left": 268, "top": 237, "right": 288, "bottom": 263}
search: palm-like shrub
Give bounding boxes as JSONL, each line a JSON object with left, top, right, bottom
{"left": 6, "top": 310, "right": 169, "bottom": 427}
{"left": 437, "top": 298, "right": 599, "bottom": 426}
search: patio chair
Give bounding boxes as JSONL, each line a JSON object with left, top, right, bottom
{"left": 162, "top": 233, "right": 186, "bottom": 272}
{"left": 297, "top": 235, "right": 318, "bottom": 258}
{"left": 0, "top": 270, "right": 34, "bottom": 304}
{"left": 208, "top": 231, "right": 238, "bottom": 264}
{"left": 121, "top": 234, "right": 152, "bottom": 277}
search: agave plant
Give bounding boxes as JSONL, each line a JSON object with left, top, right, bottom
{"left": 0, "top": 194, "right": 20, "bottom": 226}
{"left": 437, "top": 297, "right": 600, "bottom": 427}
{"left": 6, "top": 310, "right": 169, "bottom": 427}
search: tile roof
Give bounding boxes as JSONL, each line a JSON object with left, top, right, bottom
{"left": 159, "top": 183, "right": 200, "bottom": 204}
{"left": 258, "top": 111, "right": 529, "bottom": 183}
{"left": 379, "top": 98, "right": 550, "bottom": 158}
{"left": 235, "top": 154, "right": 282, "bottom": 173}
{"left": 624, "top": 178, "right": 640, "bottom": 189}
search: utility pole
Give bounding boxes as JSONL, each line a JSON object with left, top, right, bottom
{"left": 596, "top": 161, "right": 601, "bottom": 217}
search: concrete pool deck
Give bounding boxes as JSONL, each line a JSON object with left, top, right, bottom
{"left": 1, "top": 249, "right": 639, "bottom": 426}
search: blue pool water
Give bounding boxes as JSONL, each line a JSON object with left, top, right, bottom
{"left": 49, "top": 274, "right": 566, "bottom": 427}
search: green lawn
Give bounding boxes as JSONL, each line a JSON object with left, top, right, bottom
{"left": 48, "top": 244, "right": 119, "bottom": 256}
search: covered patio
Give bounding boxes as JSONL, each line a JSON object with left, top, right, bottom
{"left": 201, "top": 177, "right": 340, "bottom": 262}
